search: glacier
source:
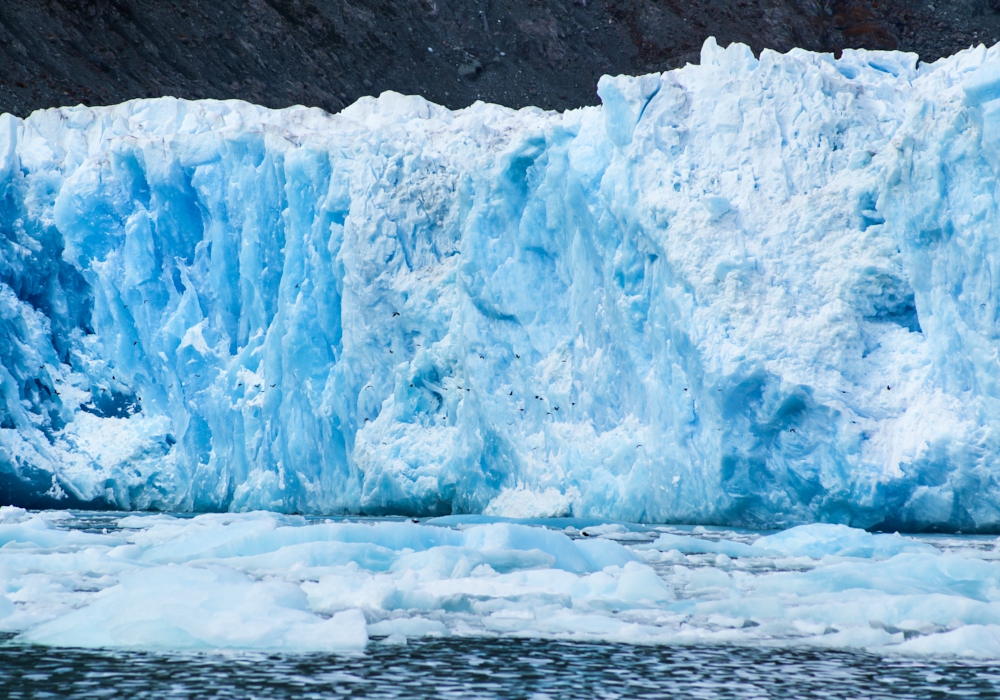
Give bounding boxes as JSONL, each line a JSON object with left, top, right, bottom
{"left": 5, "top": 508, "right": 1000, "bottom": 657}
{"left": 2, "top": 38, "right": 1000, "bottom": 530}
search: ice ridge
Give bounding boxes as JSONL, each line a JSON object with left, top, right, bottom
{"left": 2, "top": 39, "right": 1000, "bottom": 529}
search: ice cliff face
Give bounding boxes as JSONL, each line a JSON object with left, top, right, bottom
{"left": 3, "top": 39, "right": 1000, "bottom": 529}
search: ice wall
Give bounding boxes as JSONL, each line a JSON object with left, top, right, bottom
{"left": 3, "top": 39, "right": 1000, "bottom": 530}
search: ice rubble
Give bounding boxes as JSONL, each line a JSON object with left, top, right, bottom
{"left": 3, "top": 39, "right": 1000, "bottom": 529}
{"left": 3, "top": 507, "right": 1000, "bottom": 656}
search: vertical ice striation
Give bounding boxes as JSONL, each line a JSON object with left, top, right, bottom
{"left": 2, "top": 39, "right": 1000, "bottom": 529}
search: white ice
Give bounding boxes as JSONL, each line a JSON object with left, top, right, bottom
{"left": 3, "top": 39, "right": 1000, "bottom": 530}
{"left": 3, "top": 507, "right": 1000, "bottom": 657}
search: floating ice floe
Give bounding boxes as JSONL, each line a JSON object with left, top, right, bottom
{"left": 3, "top": 38, "right": 1000, "bottom": 530}
{"left": 3, "top": 507, "right": 1000, "bottom": 657}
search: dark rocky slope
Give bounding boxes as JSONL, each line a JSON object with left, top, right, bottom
{"left": 1, "top": 0, "right": 999, "bottom": 118}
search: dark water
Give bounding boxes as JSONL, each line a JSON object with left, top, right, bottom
{"left": 2, "top": 636, "right": 999, "bottom": 699}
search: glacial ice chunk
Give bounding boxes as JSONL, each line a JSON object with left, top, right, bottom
{"left": 21, "top": 565, "right": 368, "bottom": 651}
{"left": 963, "top": 59, "right": 1000, "bottom": 105}
{"left": 753, "top": 523, "right": 939, "bottom": 559}
{"left": 643, "top": 533, "right": 765, "bottom": 558}
{"left": 2, "top": 511, "right": 1000, "bottom": 658}
{"left": 896, "top": 625, "right": 1000, "bottom": 658}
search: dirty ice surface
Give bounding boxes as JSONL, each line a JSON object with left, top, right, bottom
{"left": 3, "top": 507, "right": 1000, "bottom": 658}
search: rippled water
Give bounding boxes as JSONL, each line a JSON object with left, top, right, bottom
{"left": 3, "top": 635, "right": 1000, "bottom": 699}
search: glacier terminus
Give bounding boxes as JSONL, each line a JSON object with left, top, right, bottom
{"left": 2, "top": 39, "right": 1000, "bottom": 531}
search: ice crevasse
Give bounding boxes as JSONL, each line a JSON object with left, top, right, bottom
{"left": 3, "top": 39, "right": 1000, "bottom": 529}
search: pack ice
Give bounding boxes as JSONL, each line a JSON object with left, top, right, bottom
{"left": 4, "top": 508, "right": 1000, "bottom": 657}
{"left": 3, "top": 39, "right": 1000, "bottom": 530}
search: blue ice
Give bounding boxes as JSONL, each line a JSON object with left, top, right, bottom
{"left": 1, "top": 39, "right": 1000, "bottom": 531}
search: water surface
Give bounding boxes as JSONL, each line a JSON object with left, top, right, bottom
{"left": 3, "top": 635, "right": 1000, "bottom": 699}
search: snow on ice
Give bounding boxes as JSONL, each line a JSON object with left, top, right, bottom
{"left": 2, "top": 39, "right": 1000, "bottom": 530}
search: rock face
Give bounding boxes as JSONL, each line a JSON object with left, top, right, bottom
{"left": 0, "top": 0, "right": 998, "bottom": 118}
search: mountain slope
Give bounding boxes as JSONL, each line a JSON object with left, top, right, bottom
{"left": 1, "top": 0, "right": 998, "bottom": 117}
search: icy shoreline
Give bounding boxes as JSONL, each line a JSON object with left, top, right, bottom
{"left": 4, "top": 507, "right": 1000, "bottom": 657}
{"left": 2, "top": 39, "right": 1000, "bottom": 529}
